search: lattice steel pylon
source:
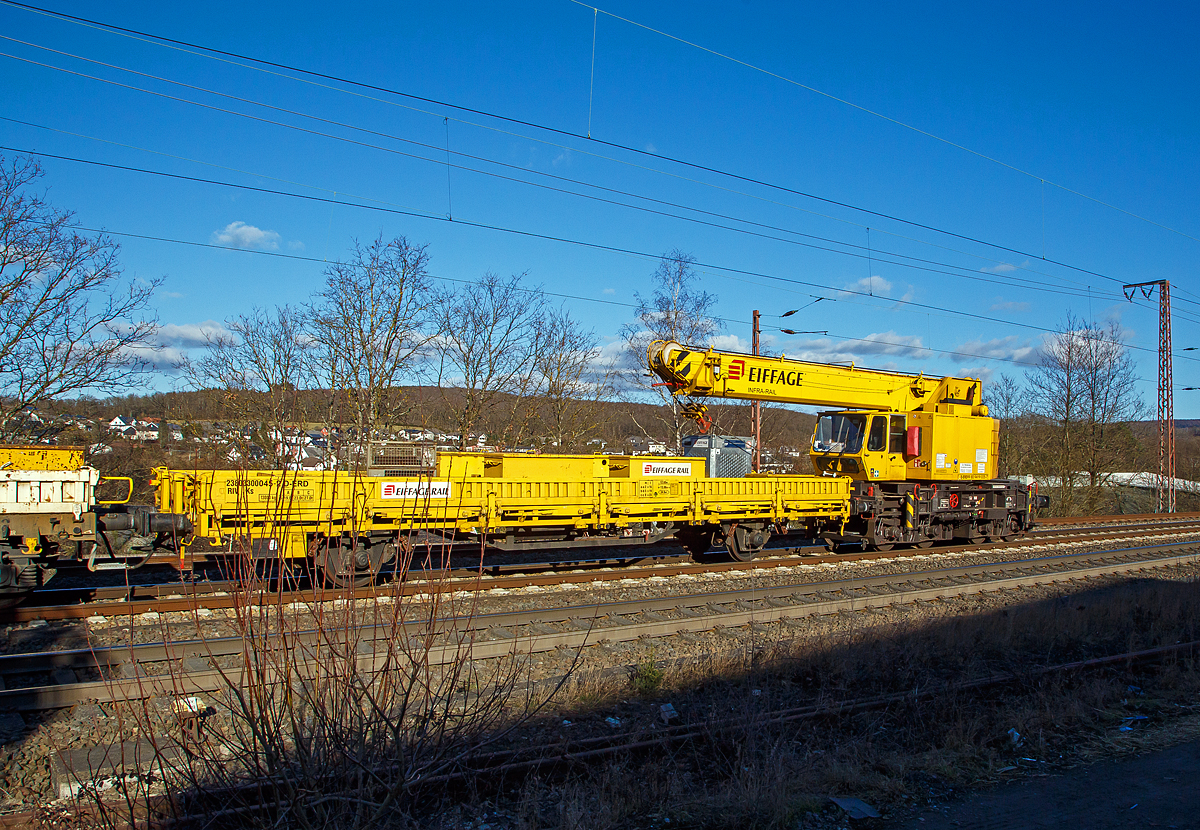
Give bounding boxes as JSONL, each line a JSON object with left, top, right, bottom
{"left": 1123, "top": 280, "right": 1174, "bottom": 512}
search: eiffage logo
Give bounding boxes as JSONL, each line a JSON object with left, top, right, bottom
{"left": 641, "top": 462, "right": 692, "bottom": 477}
{"left": 380, "top": 481, "right": 451, "bottom": 499}
{"left": 726, "top": 359, "right": 745, "bottom": 380}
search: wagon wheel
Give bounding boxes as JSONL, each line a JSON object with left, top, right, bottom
{"left": 311, "top": 537, "right": 384, "bottom": 589}
{"left": 914, "top": 539, "right": 936, "bottom": 549}
{"left": 869, "top": 541, "right": 896, "bottom": 552}
{"left": 725, "top": 525, "right": 770, "bottom": 562}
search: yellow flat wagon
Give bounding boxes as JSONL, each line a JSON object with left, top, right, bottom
{"left": 153, "top": 452, "right": 851, "bottom": 584}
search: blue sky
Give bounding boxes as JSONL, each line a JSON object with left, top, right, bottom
{"left": 3, "top": 1, "right": 1199, "bottom": 414}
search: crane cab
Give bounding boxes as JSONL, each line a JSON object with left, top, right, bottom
{"left": 810, "top": 409, "right": 998, "bottom": 483}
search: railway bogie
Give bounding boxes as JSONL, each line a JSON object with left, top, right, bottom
{"left": 827, "top": 478, "right": 1048, "bottom": 551}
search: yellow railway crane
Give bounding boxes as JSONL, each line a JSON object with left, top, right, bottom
{"left": 648, "top": 340, "right": 1047, "bottom": 551}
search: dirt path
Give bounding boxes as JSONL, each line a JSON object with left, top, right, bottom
{"left": 884, "top": 739, "right": 1200, "bottom": 829}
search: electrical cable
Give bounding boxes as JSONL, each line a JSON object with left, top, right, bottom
{"left": 82, "top": 223, "right": 1048, "bottom": 370}
{"left": 0, "top": 49, "right": 1119, "bottom": 304}
{"left": 0, "top": 0, "right": 1180, "bottom": 294}
{"left": 573, "top": 1, "right": 1200, "bottom": 248}
{"left": 8, "top": 142, "right": 1191, "bottom": 368}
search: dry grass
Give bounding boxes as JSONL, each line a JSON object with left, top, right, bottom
{"left": 55, "top": 565, "right": 1200, "bottom": 830}
{"left": 487, "top": 574, "right": 1200, "bottom": 830}
{"left": 63, "top": 533, "right": 575, "bottom": 830}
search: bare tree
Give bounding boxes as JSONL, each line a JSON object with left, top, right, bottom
{"left": 1027, "top": 314, "right": 1145, "bottom": 514}
{"left": 985, "top": 373, "right": 1031, "bottom": 479}
{"left": 0, "top": 155, "right": 158, "bottom": 433}
{"left": 432, "top": 272, "right": 548, "bottom": 449}
{"left": 308, "top": 235, "right": 437, "bottom": 444}
{"left": 620, "top": 249, "right": 721, "bottom": 451}
{"left": 186, "top": 306, "right": 314, "bottom": 468}
{"left": 536, "top": 306, "right": 614, "bottom": 451}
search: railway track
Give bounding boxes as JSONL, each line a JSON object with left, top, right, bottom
{"left": 2, "top": 536, "right": 1199, "bottom": 712}
{"left": 7, "top": 517, "right": 1200, "bottom": 624}
{"left": 1036, "top": 510, "right": 1200, "bottom": 526}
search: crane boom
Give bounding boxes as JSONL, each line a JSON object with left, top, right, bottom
{"left": 648, "top": 340, "right": 982, "bottom": 412}
{"left": 647, "top": 339, "right": 998, "bottom": 485}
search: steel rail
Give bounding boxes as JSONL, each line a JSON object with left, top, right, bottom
{"left": 1037, "top": 511, "right": 1200, "bottom": 525}
{"left": 8, "top": 520, "right": 1200, "bottom": 624}
{"left": 3, "top": 540, "right": 1198, "bottom": 712}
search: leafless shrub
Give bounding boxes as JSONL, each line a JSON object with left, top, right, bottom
{"left": 308, "top": 235, "right": 438, "bottom": 440}
{"left": 619, "top": 249, "right": 721, "bottom": 451}
{"left": 184, "top": 306, "right": 315, "bottom": 469}
{"left": 72, "top": 518, "right": 565, "bottom": 828}
{"left": 536, "top": 306, "right": 615, "bottom": 452}
{"left": 1025, "top": 313, "right": 1146, "bottom": 514}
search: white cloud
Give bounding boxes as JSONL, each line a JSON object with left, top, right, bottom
{"left": 602, "top": 287, "right": 616, "bottom": 295}
{"left": 955, "top": 365, "right": 997, "bottom": 385}
{"left": 948, "top": 335, "right": 1036, "bottom": 365}
{"left": 596, "top": 337, "right": 628, "bottom": 366}
{"left": 709, "top": 334, "right": 750, "bottom": 352}
{"left": 981, "top": 260, "right": 1027, "bottom": 274}
{"left": 123, "top": 344, "right": 188, "bottom": 373}
{"left": 157, "top": 320, "right": 231, "bottom": 348}
{"left": 842, "top": 276, "right": 892, "bottom": 297}
{"left": 1099, "top": 304, "right": 1127, "bottom": 326}
{"left": 287, "top": 240, "right": 306, "bottom": 251}
{"left": 779, "top": 330, "right": 927, "bottom": 364}
{"left": 212, "top": 221, "right": 281, "bottom": 251}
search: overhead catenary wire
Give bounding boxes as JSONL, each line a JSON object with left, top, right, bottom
{"left": 1, "top": 11, "right": 1192, "bottom": 364}
{"left": 572, "top": 1, "right": 1200, "bottom": 248}
{"left": 0, "top": 111, "right": 1116, "bottom": 314}
{"left": 0, "top": 2, "right": 1182, "bottom": 300}
{"left": 8, "top": 142, "right": 1193, "bottom": 370}
{"left": 75, "top": 223, "right": 1047, "bottom": 371}
{"left": 7, "top": 34, "right": 1197, "bottom": 327}
{"left": 0, "top": 46, "right": 1122, "bottom": 305}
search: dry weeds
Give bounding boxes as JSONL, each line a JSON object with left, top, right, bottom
{"left": 489, "top": 574, "right": 1200, "bottom": 830}
{"left": 54, "top": 565, "right": 1200, "bottom": 830}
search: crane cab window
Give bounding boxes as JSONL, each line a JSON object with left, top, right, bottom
{"left": 867, "top": 416, "right": 887, "bottom": 452}
{"left": 813, "top": 413, "right": 866, "bottom": 454}
{"left": 888, "top": 416, "right": 906, "bottom": 453}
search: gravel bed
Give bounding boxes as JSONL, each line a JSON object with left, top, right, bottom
{"left": 0, "top": 527, "right": 1196, "bottom": 812}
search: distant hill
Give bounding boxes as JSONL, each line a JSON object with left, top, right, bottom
{"left": 37, "top": 385, "right": 818, "bottom": 454}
